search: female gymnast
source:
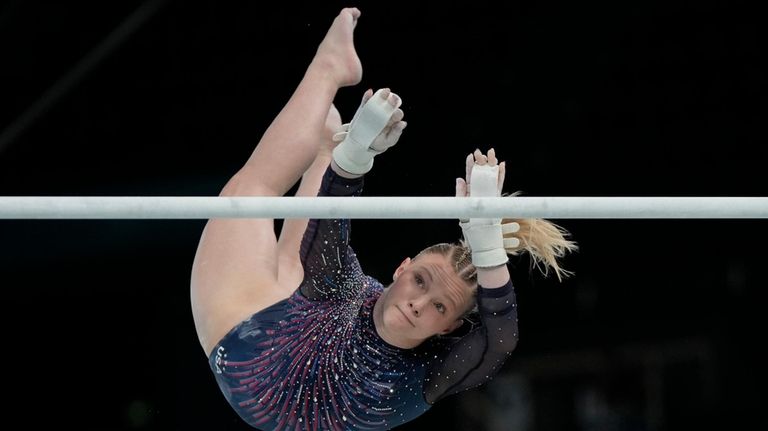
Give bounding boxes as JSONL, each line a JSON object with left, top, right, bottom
{"left": 191, "top": 8, "right": 576, "bottom": 430}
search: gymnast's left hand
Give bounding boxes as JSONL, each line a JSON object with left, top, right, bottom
{"left": 331, "top": 89, "right": 407, "bottom": 175}
{"left": 455, "top": 148, "right": 506, "bottom": 201}
{"left": 455, "top": 149, "right": 515, "bottom": 268}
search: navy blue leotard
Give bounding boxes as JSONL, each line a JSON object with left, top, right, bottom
{"left": 208, "top": 167, "right": 519, "bottom": 430}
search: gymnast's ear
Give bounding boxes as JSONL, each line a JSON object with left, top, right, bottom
{"left": 393, "top": 257, "right": 412, "bottom": 280}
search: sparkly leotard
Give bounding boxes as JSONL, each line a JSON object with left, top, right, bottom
{"left": 208, "top": 167, "right": 519, "bottom": 430}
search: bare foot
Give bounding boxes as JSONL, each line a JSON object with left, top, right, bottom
{"left": 313, "top": 8, "right": 363, "bottom": 88}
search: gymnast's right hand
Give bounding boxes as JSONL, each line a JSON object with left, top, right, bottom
{"left": 331, "top": 88, "right": 406, "bottom": 175}
{"left": 456, "top": 149, "right": 519, "bottom": 268}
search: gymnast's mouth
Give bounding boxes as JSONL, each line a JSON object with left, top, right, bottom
{"left": 395, "top": 305, "right": 415, "bottom": 327}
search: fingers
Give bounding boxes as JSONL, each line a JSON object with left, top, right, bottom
{"left": 373, "top": 88, "right": 402, "bottom": 109}
{"left": 498, "top": 161, "right": 506, "bottom": 191}
{"left": 465, "top": 148, "right": 504, "bottom": 181}
{"left": 470, "top": 148, "right": 498, "bottom": 165}
{"left": 387, "top": 109, "right": 405, "bottom": 129}
{"left": 465, "top": 149, "right": 506, "bottom": 195}
{"left": 487, "top": 148, "right": 497, "bottom": 166}
{"left": 383, "top": 121, "right": 406, "bottom": 144}
{"left": 331, "top": 123, "right": 350, "bottom": 143}
{"left": 473, "top": 149, "right": 488, "bottom": 165}
{"left": 455, "top": 177, "right": 468, "bottom": 197}
{"left": 465, "top": 153, "right": 474, "bottom": 184}
{"left": 387, "top": 92, "right": 402, "bottom": 108}
{"left": 361, "top": 88, "right": 374, "bottom": 105}
{"left": 456, "top": 178, "right": 470, "bottom": 222}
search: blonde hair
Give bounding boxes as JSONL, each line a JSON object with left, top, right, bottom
{"left": 417, "top": 217, "right": 577, "bottom": 283}
{"left": 416, "top": 243, "right": 478, "bottom": 287}
{"left": 500, "top": 217, "right": 578, "bottom": 282}
{"left": 414, "top": 218, "right": 576, "bottom": 332}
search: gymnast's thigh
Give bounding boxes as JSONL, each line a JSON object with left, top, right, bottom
{"left": 191, "top": 177, "right": 289, "bottom": 355}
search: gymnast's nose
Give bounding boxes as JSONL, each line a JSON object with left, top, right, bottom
{"left": 408, "top": 300, "right": 422, "bottom": 317}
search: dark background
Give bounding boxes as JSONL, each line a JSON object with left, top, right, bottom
{"left": 0, "top": 1, "right": 765, "bottom": 430}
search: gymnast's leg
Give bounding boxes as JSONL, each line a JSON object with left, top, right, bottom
{"left": 274, "top": 103, "right": 345, "bottom": 289}
{"left": 275, "top": 90, "right": 405, "bottom": 289}
{"left": 191, "top": 8, "right": 363, "bottom": 356}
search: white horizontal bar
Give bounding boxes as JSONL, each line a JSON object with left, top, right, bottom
{"left": 0, "top": 196, "right": 766, "bottom": 219}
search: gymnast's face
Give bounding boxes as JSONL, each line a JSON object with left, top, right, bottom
{"left": 375, "top": 252, "right": 474, "bottom": 348}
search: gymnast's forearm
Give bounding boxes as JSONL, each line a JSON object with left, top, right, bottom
{"left": 331, "top": 159, "right": 364, "bottom": 179}
{"left": 476, "top": 264, "right": 511, "bottom": 289}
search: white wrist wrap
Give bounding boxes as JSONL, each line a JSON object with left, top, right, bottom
{"left": 332, "top": 135, "right": 376, "bottom": 175}
{"left": 332, "top": 89, "right": 396, "bottom": 175}
{"left": 460, "top": 222, "right": 509, "bottom": 268}
{"left": 460, "top": 164, "right": 509, "bottom": 268}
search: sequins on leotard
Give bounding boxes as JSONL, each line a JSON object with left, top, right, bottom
{"left": 208, "top": 167, "right": 519, "bottom": 430}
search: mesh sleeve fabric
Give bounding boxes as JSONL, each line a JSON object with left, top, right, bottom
{"left": 423, "top": 278, "right": 519, "bottom": 404}
{"left": 298, "top": 166, "right": 366, "bottom": 301}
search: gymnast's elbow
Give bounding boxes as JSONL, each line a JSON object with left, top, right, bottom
{"left": 488, "top": 329, "right": 519, "bottom": 357}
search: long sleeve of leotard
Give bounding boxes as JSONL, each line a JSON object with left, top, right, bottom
{"left": 423, "top": 278, "right": 519, "bottom": 404}
{"left": 298, "top": 166, "right": 366, "bottom": 301}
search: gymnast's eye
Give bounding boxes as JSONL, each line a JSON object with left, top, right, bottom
{"left": 415, "top": 274, "right": 424, "bottom": 287}
{"left": 435, "top": 303, "right": 446, "bottom": 313}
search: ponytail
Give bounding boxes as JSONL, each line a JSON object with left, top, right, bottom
{"left": 501, "top": 216, "right": 577, "bottom": 282}
{"left": 419, "top": 193, "right": 578, "bottom": 284}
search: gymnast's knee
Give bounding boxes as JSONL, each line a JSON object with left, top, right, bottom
{"left": 219, "top": 170, "right": 282, "bottom": 197}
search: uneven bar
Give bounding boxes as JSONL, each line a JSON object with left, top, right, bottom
{"left": 1, "top": 196, "right": 766, "bottom": 219}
